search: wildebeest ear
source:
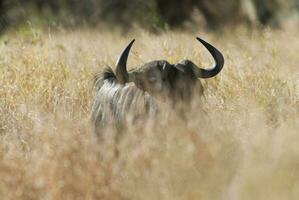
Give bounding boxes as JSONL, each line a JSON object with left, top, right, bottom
{"left": 174, "top": 60, "right": 201, "bottom": 75}
{"left": 173, "top": 63, "right": 186, "bottom": 73}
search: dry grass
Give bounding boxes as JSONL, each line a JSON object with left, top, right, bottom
{"left": 0, "top": 26, "right": 298, "bottom": 200}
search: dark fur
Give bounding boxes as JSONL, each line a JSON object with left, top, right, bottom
{"left": 128, "top": 60, "right": 203, "bottom": 103}
{"left": 91, "top": 37, "right": 224, "bottom": 137}
{"left": 91, "top": 59, "right": 205, "bottom": 135}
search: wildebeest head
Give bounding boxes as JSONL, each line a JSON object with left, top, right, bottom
{"left": 92, "top": 37, "right": 224, "bottom": 133}
{"left": 114, "top": 37, "right": 224, "bottom": 102}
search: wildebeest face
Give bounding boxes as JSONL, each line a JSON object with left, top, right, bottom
{"left": 129, "top": 60, "right": 173, "bottom": 98}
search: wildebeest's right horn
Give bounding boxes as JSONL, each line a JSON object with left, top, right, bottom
{"left": 193, "top": 37, "right": 224, "bottom": 78}
{"left": 115, "top": 39, "right": 135, "bottom": 84}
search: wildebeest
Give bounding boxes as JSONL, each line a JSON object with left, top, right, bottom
{"left": 91, "top": 37, "right": 224, "bottom": 133}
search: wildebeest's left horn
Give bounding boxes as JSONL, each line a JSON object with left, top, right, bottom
{"left": 115, "top": 39, "right": 135, "bottom": 84}
{"left": 192, "top": 37, "right": 224, "bottom": 78}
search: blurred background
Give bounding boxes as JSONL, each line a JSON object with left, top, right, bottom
{"left": 0, "top": 1, "right": 298, "bottom": 199}
{"left": 0, "top": 0, "right": 299, "bottom": 33}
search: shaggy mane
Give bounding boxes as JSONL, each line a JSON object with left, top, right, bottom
{"left": 94, "top": 67, "right": 117, "bottom": 91}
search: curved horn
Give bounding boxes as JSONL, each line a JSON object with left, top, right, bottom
{"left": 115, "top": 39, "right": 135, "bottom": 84}
{"left": 192, "top": 37, "right": 224, "bottom": 78}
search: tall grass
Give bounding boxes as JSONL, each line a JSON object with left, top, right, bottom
{"left": 0, "top": 27, "right": 298, "bottom": 199}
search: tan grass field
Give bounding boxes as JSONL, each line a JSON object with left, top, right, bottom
{"left": 0, "top": 26, "right": 298, "bottom": 199}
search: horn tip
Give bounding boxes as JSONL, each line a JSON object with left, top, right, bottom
{"left": 130, "top": 39, "right": 135, "bottom": 44}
